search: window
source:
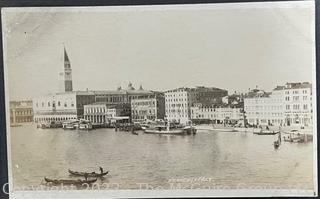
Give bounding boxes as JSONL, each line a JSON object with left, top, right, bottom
{"left": 58, "top": 101, "right": 61, "bottom": 106}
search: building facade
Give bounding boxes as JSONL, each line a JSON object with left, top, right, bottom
{"left": 33, "top": 91, "right": 95, "bottom": 122}
{"left": 244, "top": 82, "right": 312, "bottom": 127}
{"left": 165, "top": 88, "right": 197, "bottom": 124}
{"left": 165, "top": 86, "right": 227, "bottom": 124}
{"left": 244, "top": 91, "right": 284, "bottom": 126}
{"left": 282, "top": 82, "right": 313, "bottom": 126}
{"left": 94, "top": 83, "right": 156, "bottom": 104}
{"left": 83, "top": 103, "right": 131, "bottom": 124}
{"left": 191, "top": 104, "right": 243, "bottom": 124}
{"left": 131, "top": 94, "right": 165, "bottom": 122}
{"left": 10, "top": 100, "right": 33, "bottom": 124}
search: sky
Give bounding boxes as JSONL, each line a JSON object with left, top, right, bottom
{"left": 2, "top": 2, "right": 315, "bottom": 101}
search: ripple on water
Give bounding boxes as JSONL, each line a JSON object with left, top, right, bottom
{"left": 10, "top": 124, "right": 314, "bottom": 190}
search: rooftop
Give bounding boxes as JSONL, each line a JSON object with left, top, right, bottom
{"left": 94, "top": 89, "right": 155, "bottom": 95}
{"left": 273, "top": 82, "right": 312, "bottom": 91}
{"left": 165, "top": 86, "right": 227, "bottom": 93}
{"left": 244, "top": 90, "right": 271, "bottom": 98}
{"left": 84, "top": 102, "right": 130, "bottom": 108}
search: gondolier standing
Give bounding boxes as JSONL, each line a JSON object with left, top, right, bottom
{"left": 99, "top": 167, "right": 103, "bottom": 174}
{"left": 84, "top": 173, "right": 88, "bottom": 181}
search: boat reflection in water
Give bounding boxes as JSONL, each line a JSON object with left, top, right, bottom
{"left": 44, "top": 177, "right": 97, "bottom": 186}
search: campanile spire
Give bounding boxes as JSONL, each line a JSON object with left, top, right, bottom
{"left": 59, "top": 44, "right": 73, "bottom": 92}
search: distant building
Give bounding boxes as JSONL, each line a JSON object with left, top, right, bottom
{"left": 83, "top": 103, "right": 131, "bottom": 124}
{"left": 194, "top": 86, "right": 228, "bottom": 106}
{"left": 94, "top": 83, "right": 157, "bottom": 104}
{"left": 10, "top": 100, "right": 33, "bottom": 124}
{"left": 222, "top": 93, "right": 244, "bottom": 108}
{"left": 191, "top": 104, "right": 243, "bottom": 124}
{"left": 33, "top": 91, "right": 95, "bottom": 122}
{"left": 244, "top": 82, "right": 312, "bottom": 127}
{"left": 131, "top": 93, "right": 165, "bottom": 122}
{"left": 165, "top": 86, "right": 228, "bottom": 124}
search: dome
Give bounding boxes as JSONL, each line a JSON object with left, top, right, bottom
{"left": 127, "top": 82, "right": 135, "bottom": 90}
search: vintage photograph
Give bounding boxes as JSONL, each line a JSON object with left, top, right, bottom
{"left": 2, "top": 1, "right": 317, "bottom": 198}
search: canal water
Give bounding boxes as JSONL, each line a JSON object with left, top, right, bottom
{"left": 10, "top": 123, "right": 314, "bottom": 190}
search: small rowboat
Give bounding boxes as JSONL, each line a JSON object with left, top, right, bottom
{"left": 44, "top": 177, "right": 97, "bottom": 185}
{"left": 131, "top": 131, "right": 139, "bottom": 135}
{"left": 274, "top": 140, "right": 280, "bottom": 149}
{"left": 68, "top": 169, "right": 109, "bottom": 177}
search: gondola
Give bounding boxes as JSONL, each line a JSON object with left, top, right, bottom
{"left": 253, "top": 131, "right": 279, "bottom": 135}
{"left": 68, "top": 169, "right": 109, "bottom": 177}
{"left": 131, "top": 131, "right": 139, "bottom": 135}
{"left": 44, "top": 177, "right": 97, "bottom": 185}
{"left": 273, "top": 141, "right": 280, "bottom": 149}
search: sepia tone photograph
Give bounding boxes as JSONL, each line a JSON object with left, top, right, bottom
{"left": 2, "top": 1, "right": 317, "bottom": 198}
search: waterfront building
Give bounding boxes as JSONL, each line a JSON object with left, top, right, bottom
{"left": 94, "top": 83, "right": 157, "bottom": 104}
{"left": 165, "top": 86, "right": 228, "bottom": 124}
{"left": 59, "top": 45, "right": 73, "bottom": 92}
{"left": 83, "top": 103, "right": 131, "bottom": 124}
{"left": 131, "top": 93, "right": 165, "bottom": 122}
{"left": 191, "top": 104, "right": 244, "bottom": 124}
{"left": 244, "top": 90, "right": 284, "bottom": 126}
{"left": 244, "top": 82, "right": 312, "bottom": 127}
{"left": 281, "top": 82, "right": 313, "bottom": 126}
{"left": 33, "top": 91, "right": 95, "bottom": 122}
{"left": 10, "top": 100, "right": 33, "bottom": 123}
{"left": 165, "top": 87, "right": 197, "bottom": 124}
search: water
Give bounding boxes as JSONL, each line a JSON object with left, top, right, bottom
{"left": 10, "top": 123, "right": 314, "bottom": 190}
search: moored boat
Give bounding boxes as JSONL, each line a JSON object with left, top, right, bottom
{"left": 78, "top": 123, "right": 92, "bottom": 130}
{"left": 253, "top": 130, "right": 279, "bottom": 135}
{"left": 62, "top": 120, "right": 78, "bottom": 130}
{"left": 78, "top": 120, "right": 93, "bottom": 130}
{"left": 37, "top": 121, "right": 62, "bottom": 129}
{"left": 68, "top": 169, "right": 109, "bottom": 177}
{"left": 131, "top": 131, "right": 139, "bottom": 135}
{"left": 10, "top": 123, "right": 22, "bottom": 127}
{"left": 283, "top": 129, "right": 312, "bottom": 143}
{"left": 44, "top": 177, "right": 97, "bottom": 185}
{"left": 144, "top": 125, "right": 185, "bottom": 135}
{"left": 144, "top": 122, "right": 196, "bottom": 135}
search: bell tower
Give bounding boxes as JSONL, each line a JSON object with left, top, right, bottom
{"left": 59, "top": 44, "right": 73, "bottom": 92}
